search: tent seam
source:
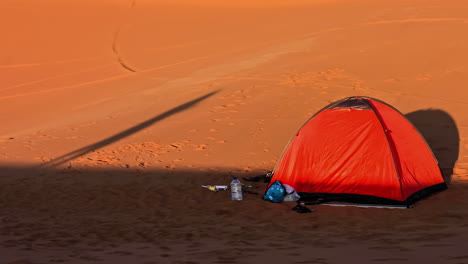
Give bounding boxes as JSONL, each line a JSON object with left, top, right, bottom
{"left": 366, "top": 99, "right": 406, "bottom": 203}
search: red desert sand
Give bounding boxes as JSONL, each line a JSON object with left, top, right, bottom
{"left": 1, "top": 0, "right": 468, "bottom": 263}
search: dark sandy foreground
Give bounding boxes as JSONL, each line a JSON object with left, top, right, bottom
{"left": 0, "top": 165, "right": 467, "bottom": 264}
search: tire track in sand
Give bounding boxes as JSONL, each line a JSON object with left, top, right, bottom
{"left": 0, "top": 55, "right": 209, "bottom": 101}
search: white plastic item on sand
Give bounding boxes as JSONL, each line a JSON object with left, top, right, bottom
{"left": 202, "top": 185, "right": 228, "bottom": 191}
{"left": 282, "top": 184, "right": 301, "bottom": 202}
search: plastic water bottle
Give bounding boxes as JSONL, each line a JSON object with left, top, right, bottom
{"left": 230, "top": 177, "right": 243, "bottom": 200}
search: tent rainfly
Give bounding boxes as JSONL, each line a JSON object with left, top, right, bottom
{"left": 268, "top": 96, "right": 447, "bottom": 206}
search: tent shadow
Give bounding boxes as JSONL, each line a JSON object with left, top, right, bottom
{"left": 405, "top": 109, "right": 460, "bottom": 184}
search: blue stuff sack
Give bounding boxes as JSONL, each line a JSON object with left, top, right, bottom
{"left": 263, "top": 180, "right": 286, "bottom": 203}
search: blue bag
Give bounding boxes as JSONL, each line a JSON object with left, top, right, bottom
{"left": 263, "top": 180, "right": 286, "bottom": 203}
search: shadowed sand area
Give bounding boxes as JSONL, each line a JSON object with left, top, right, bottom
{"left": 1, "top": 0, "right": 468, "bottom": 263}
{"left": 0, "top": 165, "right": 468, "bottom": 264}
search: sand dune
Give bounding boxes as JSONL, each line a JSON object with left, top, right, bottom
{"left": 1, "top": 0, "right": 468, "bottom": 263}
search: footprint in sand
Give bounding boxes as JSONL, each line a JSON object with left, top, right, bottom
{"left": 212, "top": 104, "right": 240, "bottom": 114}
{"left": 353, "top": 80, "right": 369, "bottom": 91}
{"left": 232, "top": 99, "right": 246, "bottom": 105}
{"left": 213, "top": 105, "right": 228, "bottom": 110}
{"left": 212, "top": 89, "right": 253, "bottom": 114}
{"left": 454, "top": 167, "right": 468, "bottom": 176}
{"left": 194, "top": 144, "right": 208, "bottom": 151}
{"left": 234, "top": 89, "right": 247, "bottom": 94}
{"left": 169, "top": 142, "right": 184, "bottom": 149}
{"left": 243, "top": 167, "right": 252, "bottom": 172}
{"left": 165, "top": 164, "right": 176, "bottom": 169}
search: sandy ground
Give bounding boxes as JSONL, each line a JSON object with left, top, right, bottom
{"left": 1, "top": 0, "right": 468, "bottom": 263}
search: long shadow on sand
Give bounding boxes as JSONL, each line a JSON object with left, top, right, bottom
{"left": 405, "top": 109, "right": 460, "bottom": 184}
{"left": 38, "top": 90, "right": 219, "bottom": 168}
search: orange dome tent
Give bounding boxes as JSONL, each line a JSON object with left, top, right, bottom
{"left": 269, "top": 97, "right": 446, "bottom": 206}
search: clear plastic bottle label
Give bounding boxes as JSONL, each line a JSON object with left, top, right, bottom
{"left": 231, "top": 184, "right": 243, "bottom": 200}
